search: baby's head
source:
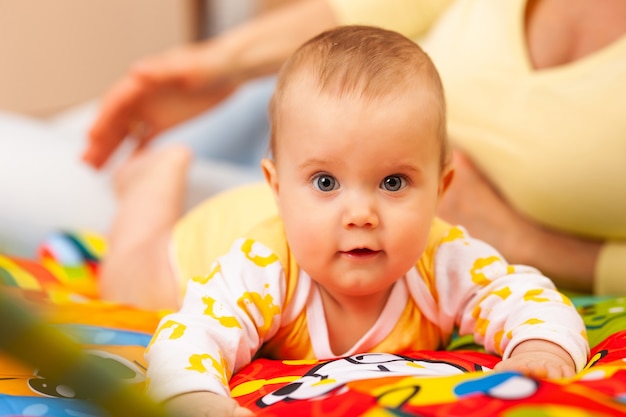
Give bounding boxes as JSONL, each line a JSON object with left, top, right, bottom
{"left": 262, "top": 25, "right": 453, "bottom": 299}
{"left": 267, "top": 24, "right": 448, "bottom": 170}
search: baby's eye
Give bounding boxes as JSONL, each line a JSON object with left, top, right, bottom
{"left": 381, "top": 175, "right": 406, "bottom": 192}
{"left": 313, "top": 174, "right": 338, "bottom": 192}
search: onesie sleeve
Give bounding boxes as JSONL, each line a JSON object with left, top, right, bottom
{"left": 146, "top": 237, "right": 286, "bottom": 401}
{"left": 594, "top": 240, "right": 626, "bottom": 295}
{"left": 327, "top": 0, "right": 455, "bottom": 40}
{"left": 433, "top": 226, "right": 589, "bottom": 372}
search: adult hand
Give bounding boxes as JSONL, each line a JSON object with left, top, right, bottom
{"left": 83, "top": 0, "right": 339, "bottom": 169}
{"left": 83, "top": 42, "right": 238, "bottom": 169}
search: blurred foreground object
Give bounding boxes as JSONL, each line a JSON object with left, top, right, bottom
{"left": 0, "top": 288, "right": 170, "bottom": 417}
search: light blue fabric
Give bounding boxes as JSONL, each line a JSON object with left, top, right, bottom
{"left": 156, "top": 75, "right": 276, "bottom": 172}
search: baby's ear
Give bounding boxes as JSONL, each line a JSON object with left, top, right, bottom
{"left": 439, "top": 163, "right": 455, "bottom": 197}
{"left": 261, "top": 158, "right": 280, "bottom": 198}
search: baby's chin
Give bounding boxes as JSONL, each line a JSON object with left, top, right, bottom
{"left": 323, "top": 278, "right": 396, "bottom": 299}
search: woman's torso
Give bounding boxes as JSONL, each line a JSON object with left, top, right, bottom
{"left": 420, "top": 0, "right": 626, "bottom": 239}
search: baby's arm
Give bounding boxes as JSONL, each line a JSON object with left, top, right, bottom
{"left": 146, "top": 238, "right": 287, "bottom": 416}
{"left": 164, "top": 391, "right": 254, "bottom": 417}
{"left": 493, "top": 339, "right": 576, "bottom": 379}
{"left": 432, "top": 225, "right": 589, "bottom": 377}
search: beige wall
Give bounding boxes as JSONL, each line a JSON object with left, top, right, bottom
{"left": 0, "top": 0, "right": 198, "bottom": 118}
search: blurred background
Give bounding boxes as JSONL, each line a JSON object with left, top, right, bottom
{"left": 0, "top": 0, "right": 290, "bottom": 119}
{"left": 0, "top": 0, "right": 296, "bottom": 258}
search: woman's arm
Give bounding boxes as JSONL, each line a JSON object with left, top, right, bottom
{"left": 84, "top": 0, "right": 339, "bottom": 169}
{"left": 438, "top": 150, "right": 602, "bottom": 294}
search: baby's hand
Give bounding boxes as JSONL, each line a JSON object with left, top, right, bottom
{"left": 164, "top": 391, "right": 254, "bottom": 417}
{"left": 493, "top": 339, "right": 576, "bottom": 379}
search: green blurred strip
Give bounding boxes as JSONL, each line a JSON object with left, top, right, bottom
{"left": 0, "top": 289, "right": 170, "bottom": 417}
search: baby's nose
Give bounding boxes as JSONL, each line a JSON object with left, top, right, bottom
{"left": 342, "top": 194, "right": 379, "bottom": 228}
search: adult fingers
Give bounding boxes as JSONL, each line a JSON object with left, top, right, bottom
{"left": 83, "top": 76, "right": 147, "bottom": 168}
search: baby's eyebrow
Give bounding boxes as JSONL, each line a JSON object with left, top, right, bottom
{"left": 298, "top": 157, "right": 337, "bottom": 170}
{"left": 381, "top": 163, "right": 423, "bottom": 175}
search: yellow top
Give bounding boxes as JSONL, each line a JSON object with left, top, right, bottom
{"left": 171, "top": 0, "right": 626, "bottom": 296}
{"left": 327, "top": 0, "right": 626, "bottom": 294}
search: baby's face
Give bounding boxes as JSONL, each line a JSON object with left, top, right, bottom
{"left": 263, "top": 83, "right": 446, "bottom": 302}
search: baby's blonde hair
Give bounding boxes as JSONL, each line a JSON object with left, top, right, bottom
{"left": 268, "top": 25, "right": 449, "bottom": 169}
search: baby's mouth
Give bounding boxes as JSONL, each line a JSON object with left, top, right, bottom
{"left": 349, "top": 248, "right": 375, "bottom": 255}
{"left": 342, "top": 248, "right": 381, "bottom": 258}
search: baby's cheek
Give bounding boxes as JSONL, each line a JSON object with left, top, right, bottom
{"left": 393, "top": 223, "right": 429, "bottom": 260}
{"left": 284, "top": 220, "right": 326, "bottom": 267}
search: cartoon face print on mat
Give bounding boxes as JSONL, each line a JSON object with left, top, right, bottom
{"left": 257, "top": 352, "right": 488, "bottom": 407}
{"left": 28, "top": 349, "right": 145, "bottom": 399}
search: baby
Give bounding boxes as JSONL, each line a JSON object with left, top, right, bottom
{"left": 145, "top": 25, "right": 589, "bottom": 417}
